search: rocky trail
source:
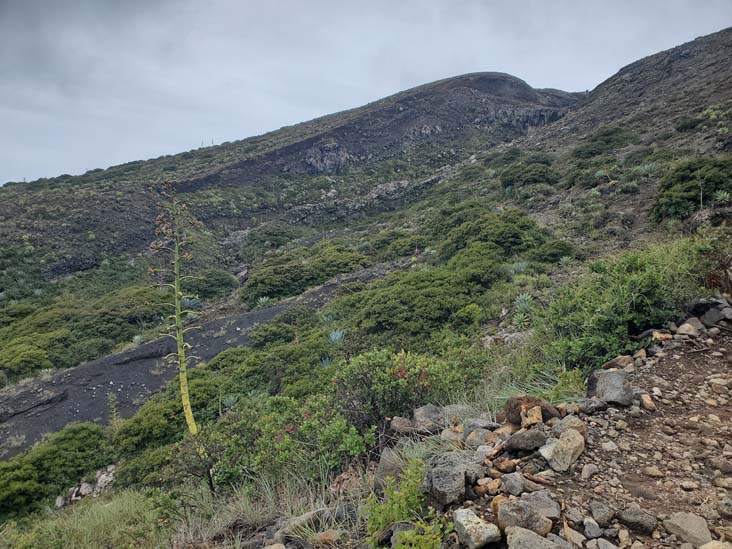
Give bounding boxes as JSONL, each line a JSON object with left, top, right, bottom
{"left": 361, "top": 298, "right": 732, "bottom": 549}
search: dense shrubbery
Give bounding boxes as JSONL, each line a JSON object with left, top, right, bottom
{"left": 541, "top": 239, "right": 706, "bottom": 368}
{"left": 241, "top": 240, "right": 369, "bottom": 306}
{"left": 0, "top": 423, "right": 113, "bottom": 519}
{"left": 572, "top": 126, "right": 639, "bottom": 159}
{"left": 183, "top": 269, "right": 238, "bottom": 300}
{"left": 500, "top": 162, "right": 560, "bottom": 189}
{"left": 652, "top": 156, "right": 732, "bottom": 220}
{"left": 0, "top": 286, "right": 166, "bottom": 380}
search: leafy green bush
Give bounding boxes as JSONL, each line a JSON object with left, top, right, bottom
{"left": 333, "top": 350, "right": 481, "bottom": 428}
{"left": 183, "top": 269, "right": 238, "bottom": 300}
{"left": 572, "top": 126, "right": 639, "bottom": 159}
{"left": 541, "top": 239, "right": 706, "bottom": 368}
{"left": 652, "top": 156, "right": 732, "bottom": 220}
{"left": 500, "top": 163, "right": 560, "bottom": 189}
{"left": 365, "top": 459, "right": 425, "bottom": 545}
{"left": 0, "top": 423, "right": 113, "bottom": 519}
{"left": 241, "top": 241, "right": 369, "bottom": 306}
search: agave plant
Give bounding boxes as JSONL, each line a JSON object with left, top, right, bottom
{"left": 222, "top": 394, "right": 239, "bottom": 409}
{"left": 559, "top": 255, "right": 573, "bottom": 267}
{"left": 512, "top": 310, "right": 532, "bottom": 330}
{"left": 256, "top": 296, "right": 271, "bottom": 308}
{"left": 328, "top": 329, "right": 345, "bottom": 345}
{"left": 513, "top": 293, "right": 535, "bottom": 315}
{"left": 508, "top": 261, "right": 529, "bottom": 276}
{"left": 713, "top": 189, "right": 732, "bottom": 205}
{"left": 319, "top": 356, "right": 333, "bottom": 368}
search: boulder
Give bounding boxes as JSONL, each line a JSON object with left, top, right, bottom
{"left": 617, "top": 502, "right": 657, "bottom": 533}
{"left": 505, "top": 429, "right": 547, "bottom": 452}
{"left": 453, "top": 508, "right": 501, "bottom": 548}
{"left": 587, "top": 370, "right": 633, "bottom": 406}
{"left": 463, "top": 418, "right": 501, "bottom": 435}
{"left": 505, "top": 526, "right": 563, "bottom": 548}
{"left": 390, "top": 416, "right": 415, "bottom": 434}
{"left": 589, "top": 499, "right": 615, "bottom": 527}
{"left": 677, "top": 317, "right": 704, "bottom": 337}
{"left": 465, "top": 428, "right": 495, "bottom": 448}
{"left": 502, "top": 472, "right": 526, "bottom": 496}
{"left": 551, "top": 414, "right": 588, "bottom": 440}
{"left": 546, "top": 429, "right": 584, "bottom": 472}
{"left": 498, "top": 499, "right": 553, "bottom": 536}
{"left": 664, "top": 512, "right": 712, "bottom": 547}
{"left": 413, "top": 404, "right": 443, "bottom": 433}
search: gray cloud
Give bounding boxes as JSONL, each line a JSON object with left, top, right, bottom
{"left": 1, "top": 0, "right": 731, "bottom": 183}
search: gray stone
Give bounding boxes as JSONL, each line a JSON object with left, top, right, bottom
{"left": 551, "top": 415, "right": 588, "bottom": 440}
{"left": 617, "top": 502, "right": 657, "bottom": 533}
{"left": 375, "top": 447, "right": 403, "bottom": 491}
{"left": 701, "top": 308, "right": 724, "bottom": 327}
{"left": 584, "top": 517, "right": 603, "bottom": 539}
{"left": 413, "top": 404, "right": 443, "bottom": 433}
{"left": 506, "top": 526, "right": 563, "bottom": 548}
{"left": 664, "top": 512, "right": 712, "bottom": 547}
{"left": 587, "top": 540, "right": 619, "bottom": 549}
{"left": 719, "top": 495, "right": 732, "bottom": 518}
{"left": 582, "top": 463, "right": 600, "bottom": 480}
{"left": 520, "top": 489, "right": 561, "bottom": 521}
{"left": 677, "top": 317, "right": 704, "bottom": 337}
{"left": 505, "top": 428, "right": 547, "bottom": 452}
{"left": 601, "top": 355, "right": 634, "bottom": 369}
{"left": 465, "top": 428, "right": 493, "bottom": 448}
{"left": 498, "top": 499, "right": 553, "bottom": 536}
{"left": 579, "top": 397, "right": 608, "bottom": 414}
{"left": 453, "top": 508, "right": 501, "bottom": 548}
{"left": 547, "top": 429, "right": 585, "bottom": 472}
{"left": 464, "top": 417, "right": 501, "bottom": 436}
{"left": 589, "top": 499, "right": 615, "bottom": 527}
{"left": 588, "top": 370, "right": 633, "bottom": 406}
{"left": 426, "top": 454, "right": 484, "bottom": 505}
{"left": 502, "top": 472, "right": 526, "bottom": 495}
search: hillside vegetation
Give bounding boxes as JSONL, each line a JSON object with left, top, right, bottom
{"left": 1, "top": 27, "right": 732, "bottom": 549}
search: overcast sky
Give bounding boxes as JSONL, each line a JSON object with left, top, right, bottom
{"left": 1, "top": 0, "right": 731, "bottom": 184}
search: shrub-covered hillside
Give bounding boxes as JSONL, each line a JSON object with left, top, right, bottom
{"left": 1, "top": 26, "right": 732, "bottom": 549}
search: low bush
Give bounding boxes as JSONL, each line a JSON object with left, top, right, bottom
{"left": 652, "top": 156, "right": 732, "bottom": 220}
{"left": 572, "top": 126, "right": 639, "bottom": 159}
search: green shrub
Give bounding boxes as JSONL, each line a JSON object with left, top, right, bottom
{"left": 541, "top": 239, "right": 706, "bottom": 368}
{"left": 183, "top": 269, "right": 238, "bottom": 300}
{"left": 572, "top": 126, "right": 639, "bottom": 159}
{"left": 500, "top": 163, "right": 560, "bottom": 189}
{"left": 0, "top": 423, "right": 113, "bottom": 519}
{"left": 333, "top": 350, "right": 481, "bottom": 428}
{"left": 365, "top": 459, "right": 425, "bottom": 544}
{"left": 652, "top": 156, "right": 732, "bottom": 220}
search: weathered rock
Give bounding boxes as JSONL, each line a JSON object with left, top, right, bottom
{"left": 505, "top": 526, "right": 563, "bottom": 548}
{"left": 390, "top": 416, "right": 415, "bottom": 434}
{"left": 719, "top": 495, "right": 732, "bottom": 518}
{"left": 505, "top": 429, "right": 547, "bottom": 452}
{"left": 390, "top": 522, "right": 416, "bottom": 547}
{"left": 498, "top": 499, "right": 553, "bottom": 536}
{"left": 588, "top": 370, "right": 633, "bottom": 406}
{"left": 375, "top": 447, "right": 403, "bottom": 491}
{"left": 617, "top": 502, "right": 657, "bottom": 533}
{"left": 520, "top": 489, "right": 561, "bottom": 521}
{"left": 546, "top": 429, "right": 584, "bottom": 472}
{"left": 441, "top": 427, "right": 464, "bottom": 442}
{"left": 701, "top": 308, "right": 724, "bottom": 327}
{"left": 414, "top": 404, "right": 443, "bottom": 433}
{"left": 589, "top": 499, "right": 615, "bottom": 527}
{"left": 464, "top": 418, "right": 501, "bottom": 435}
{"left": 579, "top": 396, "right": 608, "bottom": 415}
{"left": 587, "top": 540, "right": 619, "bottom": 549}
{"left": 584, "top": 517, "right": 603, "bottom": 539}
{"left": 502, "top": 472, "right": 527, "bottom": 495}
{"left": 465, "top": 428, "right": 494, "bottom": 448}
{"left": 426, "top": 454, "right": 483, "bottom": 505}
{"left": 502, "top": 396, "right": 560, "bottom": 425}
{"left": 551, "top": 414, "right": 588, "bottom": 440}
{"left": 699, "top": 542, "right": 732, "bottom": 549}
{"left": 677, "top": 317, "right": 704, "bottom": 337}
{"left": 664, "top": 512, "right": 712, "bottom": 547}
{"left": 453, "top": 508, "right": 501, "bottom": 548}
{"left": 582, "top": 463, "right": 600, "bottom": 480}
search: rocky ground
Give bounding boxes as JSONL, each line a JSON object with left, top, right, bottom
{"left": 364, "top": 297, "right": 732, "bottom": 548}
